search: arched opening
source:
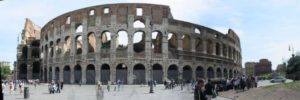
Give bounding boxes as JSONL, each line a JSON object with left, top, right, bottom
{"left": 207, "top": 40, "right": 213, "bottom": 54}
{"left": 66, "top": 16, "right": 71, "bottom": 24}
{"left": 151, "top": 31, "right": 162, "bottom": 53}
{"left": 229, "top": 69, "right": 233, "bottom": 78}
{"left": 101, "top": 64, "right": 110, "bottom": 84}
{"left": 74, "top": 65, "right": 82, "bottom": 83}
{"left": 152, "top": 63, "right": 163, "bottom": 84}
{"left": 228, "top": 47, "right": 232, "bottom": 58}
{"left": 133, "top": 20, "right": 145, "bottom": 28}
{"left": 64, "top": 36, "right": 71, "bottom": 56}
{"left": 196, "top": 66, "right": 204, "bottom": 79}
{"left": 31, "top": 41, "right": 40, "bottom": 58}
{"left": 75, "top": 35, "right": 82, "bottom": 54}
{"left": 86, "top": 64, "right": 96, "bottom": 84}
{"left": 55, "top": 67, "right": 60, "bottom": 81}
{"left": 168, "top": 33, "right": 178, "bottom": 49}
{"left": 216, "top": 43, "right": 221, "bottom": 56}
{"left": 182, "top": 65, "right": 192, "bottom": 82}
{"left": 55, "top": 39, "right": 62, "bottom": 56}
{"left": 133, "top": 31, "right": 145, "bottom": 53}
{"left": 87, "top": 32, "right": 96, "bottom": 53}
{"left": 207, "top": 67, "right": 214, "bottom": 79}
{"left": 133, "top": 64, "right": 145, "bottom": 84}
{"left": 223, "top": 69, "right": 228, "bottom": 79}
{"left": 32, "top": 62, "right": 40, "bottom": 79}
{"left": 168, "top": 65, "right": 178, "bottom": 81}
{"left": 75, "top": 24, "right": 83, "bottom": 33}
{"left": 89, "top": 9, "right": 95, "bottom": 16}
{"left": 182, "top": 34, "right": 191, "bottom": 51}
{"left": 116, "top": 63, "right": 128, "bottom": 84}
{"left": 195, "top": 28, "right": 201, "bottom": 34}
{"left": 22, "top": 46, "right": 28, "bottom": 59}
{"left": 195, "top": 38, "right": 203, "bottom": 52}
{"left": 49, "top": 67, "right": 52, "bottom": 81}
{"left": 116, "top": 31, "right": 128, "bottom": 50}
{"left": 44, "top": 68, "right": 47, "bottom": 82}
{"left": 223, "top": 44, "right": 227, "bottom": 57}
{"left": 19, "top": 63, "right": 27, "bottom": 79}
{"left": 50, "top": 41, "right": 54, "bottom": 57}
{"left": 217, "top": 68, "right": 222, "bottom": 78}
{"left": 101, "top": 31, "right": 111, "bottom": 49}
{"left": 63, "top": 66, "right": 71, "bottom": 84}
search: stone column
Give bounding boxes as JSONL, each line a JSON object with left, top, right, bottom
{"left": 59, "top": 67, "right": 63, "bottom": 82}
{"left": 191, "top": 38, "right": 196, "bottom": 52}
{"left": 212, "top": 42, "right": 216, "bottom": 55}
{"left": 202, "top": 40, "right": 207, "bottom": 54}
{"left": 70, "top": 65, "right": 75, "bottom": 84}
{"left": 220, "top": 44, "right": 223, "bottom": 57}
{"left": 110, "top": 65, "right": 116, "bottom": 83}
{"left": 52, "top": 66, "right": 55, "bottom": 80}
{"left": 192, "top": 66, "right": 196, "bottom": 80}
{"left": 95, "top": 63, "right": 100, "bottom": 83}
{"left": 81, "top": 64, "right": 86, "bottom": 84}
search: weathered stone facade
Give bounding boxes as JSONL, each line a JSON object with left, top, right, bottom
{"left": 17, "top": 3, "right": 242, "bottom": 84}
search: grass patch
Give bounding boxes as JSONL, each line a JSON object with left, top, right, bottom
{"left": 263, "top": 81, "right": 300, "bottom": 91}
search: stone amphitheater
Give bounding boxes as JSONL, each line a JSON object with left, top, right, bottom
{"left": 17, "top": 3, "right": 242, "bottom": 84}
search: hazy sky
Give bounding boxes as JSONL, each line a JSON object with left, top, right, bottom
{"left": 1, "top": 0, "right": 300, "bottom": 70}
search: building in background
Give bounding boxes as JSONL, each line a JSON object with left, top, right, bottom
{"left": 255, "top": 59, "right": 272, "bottom": 76}
{"left": 15, "top": 18, "right": 41, "bottom": 80}
{"left": 0, "top": 61, "right": 10, "bottom": 66}
{"left": 276, "top": 63, "right": 286, "bottom": 73}
{"left": 245, "top": 62, "right": 256, "bottom": 77}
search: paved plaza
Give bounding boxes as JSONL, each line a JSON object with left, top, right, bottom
{"left": 3, "top": 84, "right": 230, "bottom": 100}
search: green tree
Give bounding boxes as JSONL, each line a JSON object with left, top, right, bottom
{"left": 1, "top": 65, "right": 12, "bottom": 79}
{"left": 286, "top": 55, "right": 300, "bottom": 80}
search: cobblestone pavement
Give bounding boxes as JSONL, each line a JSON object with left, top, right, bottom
{"left": 3, "top": 84, "right": 230, "bottom": 100}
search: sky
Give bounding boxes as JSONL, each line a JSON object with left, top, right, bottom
{"left": 1, "top": 0, "right": 300, "bottom": 70}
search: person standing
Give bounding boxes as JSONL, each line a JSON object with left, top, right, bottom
{"left": 107, "top": 81, "right": 110, "bottom": 92}
{"left": 56, "top": 81, "right": 60, "bottom": 93}
{"left": 205, "top": 80, "right": 214, "bottom": 100}
{"left": 61, "top": 81, "right": 64, "bottom": 90}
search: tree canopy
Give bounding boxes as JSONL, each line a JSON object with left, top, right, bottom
{"left": 1, "top": 65, "right": 12, "bottom": 79}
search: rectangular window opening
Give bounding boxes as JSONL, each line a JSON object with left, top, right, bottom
{"left": 136, "top": 8, "right": 143, "bottom": 16}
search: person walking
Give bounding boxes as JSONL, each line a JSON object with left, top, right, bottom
{"left": 205, "top": 80, "right": 214, "bottom": 100}
{"left": 56, "top": 81, "right": 61, "bottom": 93}
{"left": 107, "top": 81, "right": 110, "bottom": 92}
{"left": 61, "top": 81, "right": 64, "bottom": 90}
{"left": 194, "top": 79, "right": 207, "bottom": 100}
{"left": 96, "top": 81, "right": 104, "bottom": 100}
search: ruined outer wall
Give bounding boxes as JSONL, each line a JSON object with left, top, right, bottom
{"left": 40, "top": 3, "right": 242, "bottom": 84}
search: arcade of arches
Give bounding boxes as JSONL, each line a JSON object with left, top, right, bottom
{"left": 28, "top": 63, "right": 241, "bottom": 84}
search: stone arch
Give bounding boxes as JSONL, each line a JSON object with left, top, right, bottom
{"left": 32, "top": 61, "right": 40, "bottom": 79}
{"left": 168, "top": 64, "right": 178, "bottom": 81}
{"left": 101, "top": 31, "right": 111, "bottom": 49}
{"left": 182, "top": 65, "right": 192, "bottom": 82}
{"left": 195, "top": 38, "right": 203, "bottom": 52}
{"left": 116, "top": 30, "right": 128, "bottom": 51}
{"left": 19, "top": 63, "right": 27, "bottom": 79}
{"left": 152, "top": 63, "right": 163, "bottom": 84}
{"left": 101, "top": 64, "right": 110, "bottom": 84}
{"left": 63, "top": 66, "right": 71, "bottom": 84}
{"left": 55, "top": 39, "right": 62, "bottom": 56}
{"left": 206, "top": 39, "right": 213, "bottom": 54}
{"left": 116, "top": 63, "right": 128, "bottom": 84}
{"left": 195, "top": 28, "right": 201, "bottom": 34}
{"left": 216, "top": 68, "right": 222, "bottom": 78}
{"left": 74, "top": 64, "right": 82, "bottom": 83}
{"left": 64, "top": 36, "right": 71, "bottom": 56}
{"left": 75, "top": 35, "right": 82, "bottom": 54}
{"left": 182, "top": 34, "right": 191, "bottom": 51}
{"left": 168, "top": 32, "right": 178, "bottom": 49}
{"left": 75, "top": 24, "right": 83, "bottom": 33}
{"left": 196, "top": 66, "right": 204, "bottom": 79}
{"left": 55, "top": 67, "right": 60, "bottom": 81}
{"left": 87, "top": 32, "right": 96, "bottom": 53}
{"left": 133, "top": 64, "right": 146, "bottom": 84}
{"left": 31, "top": 40, "right": 40, "bottom": 58}
{"left": 49, "top": 67, "right": 52, "bottom": 81}
{"left": 151, "top": 31, "right": 163, "bottom": 53}
{"left": 229, "top": 69, "right": 233, "bottom": 78}
{"left": 22, "top": 46, "right": 28, "bottom": 59}
{"left": 216, "top": 43, "right": 221, "bottom": 56}
{"left": 133, "top": 19, "right": 145, "bottom": 28}
{"left": 133, "top": 31, "right": 145, "bottom": 53}
{"left": 207, "top": 67, "right": 215, "bottom": 79}
{"left": 86, "top": 64, "right": 96, "bottom": 84}
{"left": 223, "top": 68, "right": 228, "bottom": 79}
{"left": 223, "top": 44, "right": 227, "bottom": 57}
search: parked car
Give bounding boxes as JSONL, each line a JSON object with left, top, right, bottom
{"left": 270, "top": 77, "right": 286, "bottom": 83}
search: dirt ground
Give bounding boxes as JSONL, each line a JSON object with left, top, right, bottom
{"left": 219, "top": 86, "right": 300, "bottom": 100}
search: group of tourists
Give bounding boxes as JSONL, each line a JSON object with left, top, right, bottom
{"left": 48, "top": 80, "right": 63, "bottom": 94}
{"left": 215, "top": 76, "right": 258, "bottom": 93}
{"left": 1, "top": 80, "right": 30, "bottom": 94}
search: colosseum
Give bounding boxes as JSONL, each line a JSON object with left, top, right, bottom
{"left": 16, "top": 3, "right": 242, "bottom": 84}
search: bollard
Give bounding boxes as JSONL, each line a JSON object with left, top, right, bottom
{"left": 24, "top": 87, "right": 29, "bottom": 99}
